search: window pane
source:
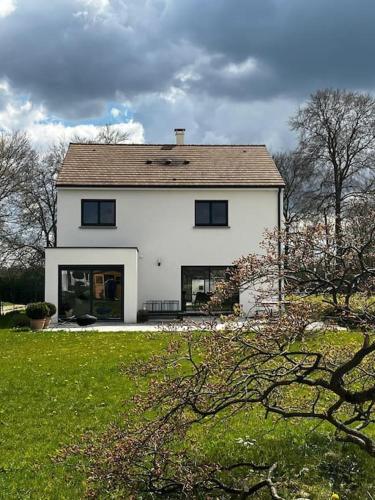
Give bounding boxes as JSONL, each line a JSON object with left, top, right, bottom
{"left": 181, "top": 267, "right": 210, "bottom": 310}
{"left": 59, "top": 267, "right": 123, "bottom": 320}
{"left": 181, "top": 266, "right": 238, "bottom": 312}
{"left": 60, "top": 269, "right": 91, "bottom": 317}
{"left": 211, "top": 201, "right": 227, "bottom": 225}
{"left": 99, "top": 201, "right": 115, "bottom": 225}
{"left": 82, "top": 201, "right": 98, "bottom": 224}
{"left": 195, "top": 201, "right": 210, "bottom": 225}
{"left": 209, "top": 268, "right": 227, "bottom": 291}
{"left": 92, "top": 270, "right": 122, "bottom": 319}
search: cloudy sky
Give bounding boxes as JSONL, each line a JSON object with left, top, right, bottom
{"left": 0, "top": 0, "right": 374, "bottom": 150}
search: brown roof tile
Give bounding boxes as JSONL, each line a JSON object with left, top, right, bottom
{"left": 57, "top": 143, "right": 285, "bottom": 188}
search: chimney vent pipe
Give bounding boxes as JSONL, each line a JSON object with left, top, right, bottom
{"left": 174, "top": 128, "right": 185, "bottom": 145}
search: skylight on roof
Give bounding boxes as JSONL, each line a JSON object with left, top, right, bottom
{"left": 145, "top": 159, "right": 190, "bottom": 166}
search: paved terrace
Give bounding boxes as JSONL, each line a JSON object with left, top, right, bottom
{"left": 46, "top": 318, "right": 343, "bottom": 333}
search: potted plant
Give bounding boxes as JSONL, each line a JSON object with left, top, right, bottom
{"left": 44, "top": 302, "right": 56, "bottom": 328}
{"left": 137, "top": 309, "right": 149, "bottom": 323}
{"left": 25, "top": 302, "right": 49, "bottom": 331}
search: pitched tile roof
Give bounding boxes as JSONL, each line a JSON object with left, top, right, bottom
{"left": 57, "top": 143, "right": 285, "bottom": 188}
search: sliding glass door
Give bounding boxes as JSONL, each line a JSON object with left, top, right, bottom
{"left": 181, "top": 266, "right": 238, "bottom": 312}
{"left": 59, "top": 266, "right": 123, "bottom": 320}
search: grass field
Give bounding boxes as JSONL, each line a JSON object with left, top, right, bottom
{"left": 0, "top": 326, "right": 374, "bottom": 499}
{"left": 0, "top": 328, "right": 172, "bottom": 498}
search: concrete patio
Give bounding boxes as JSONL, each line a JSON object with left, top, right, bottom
{"left": 45, "top": 316, "right": 246, "bottom": 332}
{"left": 45, "top": 318, "right": 346, "bottom": 333}
{"left": 46, "top": 319, "right": 180, "bottom": 332}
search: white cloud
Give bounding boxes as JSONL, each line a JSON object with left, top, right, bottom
{"left": 74, "top": 0, "right": 112, "bottom": 24}
{"left": 129, "top": 88, "right": 298, "bottom": 150}
{"left": 224, "top": 58, "right": 258, "bottom": 76}
{"left": 27, "top": 120, "right": 144, "bottom": 151}
{"left": 0, "top": 81, "right": 144, "bottom": 150}
{"left": 0, "top": 80, "right": 9, "bottom": 92}
{"left": 81, "top": 0, "right": 109, "bottom": 10}
{"left": 0, "top": 0, "right": 16, "bottom": 18}
{"left": 110, "top": 107, "right": 121, "bottom": 118}
{"left": 160, "top": 86, "right": 186, "bottom": 104}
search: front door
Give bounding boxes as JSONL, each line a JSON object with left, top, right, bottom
{"left": 58, "top": 266, "right": 124, "bottom": 320}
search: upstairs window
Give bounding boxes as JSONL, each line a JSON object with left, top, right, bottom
{"left": 81, "top": 200, "right": 116, "bottom": 226}
{"left": 195, "top": 200, "right": 228, "bottom": 226}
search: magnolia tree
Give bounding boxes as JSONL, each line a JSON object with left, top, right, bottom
{"left": 63, "top": 304, "right": 375, "bottom": 498}
{"left": 62, "top": 217, "right": 375, "bottom": 498}
{"left": 211, "top": 205, "right": 375, "bottom": 321}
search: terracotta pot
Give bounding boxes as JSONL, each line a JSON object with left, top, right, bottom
{"left": 30, "top": 318, "right": 46, "bottom": 331}
{"left": 44, "top": 317, "right": 51, "bottom": 329}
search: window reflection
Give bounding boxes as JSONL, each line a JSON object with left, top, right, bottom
{"left": 59, "top": 267, "right": 123, "bottom": 320}
{"left": 181, "top": 266, "right": 238, "bottom": 311}
{"left": 92, "top": 270, "right": 122, "bottom": 319}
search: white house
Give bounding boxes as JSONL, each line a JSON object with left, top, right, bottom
{"left": 45, "top": 129, "right": 284, "bottom": 323}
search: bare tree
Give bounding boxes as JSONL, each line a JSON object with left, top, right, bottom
{"left": 273, "top": 150, "right": 316, "bottom": 258}
{"left": 1, "top": 125, "right": 131, "bottom": 266}
{"left": 290, "top": 89, "right": 375, "bottom": 251}
{"left": 0, "top": 131, "right": 36, "bottom": 204}
{"left": 73, "top": 123, "right": 130, "bottom": 144}
{"left": 0, "top": 132, "right": 37, "bottom": 266}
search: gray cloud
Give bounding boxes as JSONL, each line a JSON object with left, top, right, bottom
{"left": 0, "top": 0, "right": 197, "bottom": 117}
{"left": 165, "top": 0, "right": 375, "bottom": 100}
{"left": 0, "top": 0, "right": 375, "bottom": 145}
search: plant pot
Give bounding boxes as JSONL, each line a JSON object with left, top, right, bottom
{"left": 44, "top": 317, "right": 51, "bottom": 329}
{"left": 30, "top": 318, "right": 45, "bottom": 331}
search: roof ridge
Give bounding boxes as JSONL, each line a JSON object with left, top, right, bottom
{"left": 68, "top": 142, "right": 267, "bottom": 147}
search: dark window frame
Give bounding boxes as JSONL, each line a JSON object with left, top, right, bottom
{"left": 180, "top": 265, "right": 238, "bottom": 312}
{"left": 195, "top": 200, "right": 228, "bottom": 226}
{"left": 58, "top": 265, "right": 124, "bottom": 321}
{"left": 81, "top": 199, "right": 116, "bottom": 226}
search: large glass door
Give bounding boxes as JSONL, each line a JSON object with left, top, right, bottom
{"left": 92, "top": 269, "right": 122, "bottom": 319}
{"left": 181, "top": 266, "right": 238, "bottom": 312}
{"left": 59, "top": 266, "right": 124, "bottom": 320}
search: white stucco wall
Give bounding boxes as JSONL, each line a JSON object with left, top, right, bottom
{"left": 55, "top": 187, "right": 280, "bottom": 314}
{"left": 45, "top": 247, "right": 138, "bottom": 323}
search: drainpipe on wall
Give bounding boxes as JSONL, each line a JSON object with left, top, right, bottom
{"left": 277, "top": 187, "right": 283, "bottom": 309}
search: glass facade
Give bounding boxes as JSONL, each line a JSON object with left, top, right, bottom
{"left": 181, "top": 266, "right": 238, "bottom": 311}
{"left": 59, "top": 266, "right": 123, "bottom": 320}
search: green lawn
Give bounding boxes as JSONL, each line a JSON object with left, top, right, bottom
{"left": 0, "top": 328, "right": 172, "bottom": 499}
{"left": 0, "top": 327, "right": 374, "bottom": 499}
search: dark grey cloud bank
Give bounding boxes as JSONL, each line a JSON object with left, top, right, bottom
{"left": 1, "top": 0, "right": 375, "bottom": 145}
{"left": 167, "top": 0, "right": 375, "bottom": 98}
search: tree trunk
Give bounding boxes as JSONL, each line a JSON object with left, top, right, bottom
{"left": 335, "top": 184, "right": 343, "bottom": 258}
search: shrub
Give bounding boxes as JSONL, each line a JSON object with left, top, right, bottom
{"left": 25, "top": 302, "right": 49, "bottom": 320}
{"left": 11, "top": 312, "right": 30, "bottom": 328}
{"left": 0, "top": 310, "right": 26, "bottom": 329}
{"left": 44, "top": 302, "right": 57, "bottom": 317}
{"left": 0, "top": 266, "right": 44, "bottom": 304}
{"left": 137, "top": 309, "right": 149, "bottom": 323}
{"left": 287, "top": 293, "right": 375, "bottom": 323}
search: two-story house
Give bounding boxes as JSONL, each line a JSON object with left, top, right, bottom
{"left": 45, "top": 129, "right": 284, "bottom": 323}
